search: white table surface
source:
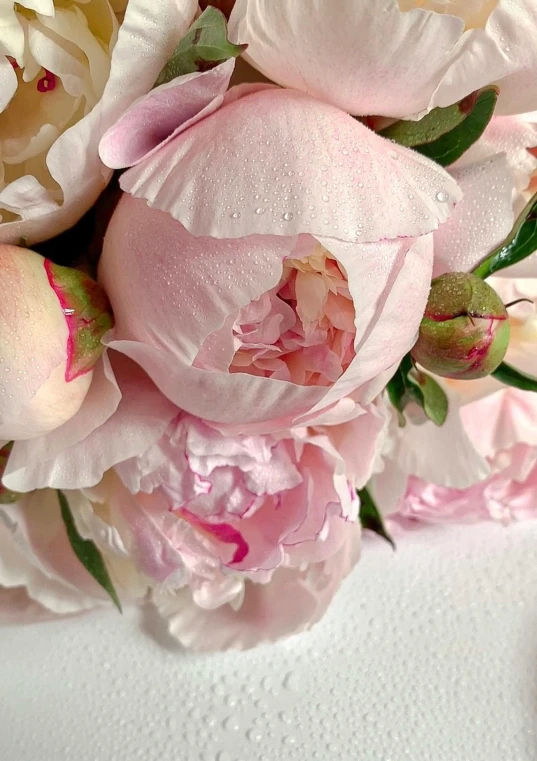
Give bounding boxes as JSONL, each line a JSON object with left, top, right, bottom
{"left": 2, "top": 520, "right": 537, "bottom": 761}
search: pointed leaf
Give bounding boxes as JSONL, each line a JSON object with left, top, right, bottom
{"left": 380, "top": 87, "right": 499, "bottom": 167}
{"left": 58, "top": 490, "right": 122, "bottom": 612}
{"left": 491, "top": 362, "right": 537, "bottom": 392}
{"left": 407, "top": 368, "right": 449, "bottom": 426}
{"left": 472, "top": 193, "right": 537, "bottom": 279}
{"left": 155, "top": 7, "right": 246, "bottom": 85}
{"left": 386, "top": 354, "right": 449, "bottom": 427}
{"left": 358, "top": 487, "right": 395, "bottom": 550}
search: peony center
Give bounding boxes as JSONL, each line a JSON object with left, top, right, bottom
{"left": 229, "top": 247, "right": 356, "bottom": 387}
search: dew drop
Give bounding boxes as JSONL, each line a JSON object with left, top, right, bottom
{"left": 435, "top": 191, "right": 449, "bottom": 203}
{"left": 282, "top": 212, "right": 294, "bottom": 221}
{"left": 255, "top": 208, "right": 265, "bottom": 215}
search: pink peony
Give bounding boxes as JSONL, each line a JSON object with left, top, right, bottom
{"left": 97, "top": 63, "right": 461, "bottom": 435}
{"left": 0, "top": 357, "right": 385, "bottom": 648}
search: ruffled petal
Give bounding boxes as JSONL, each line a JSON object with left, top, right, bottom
{"left": 119, "top": 87, "right": 461, "bottom": 244}
{"left": 152, "top": 525, "right": 361, "bottom": 651}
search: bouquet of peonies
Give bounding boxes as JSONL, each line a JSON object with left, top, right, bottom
{"left": 1, "top": 0, "right": 537, "bottom": 651}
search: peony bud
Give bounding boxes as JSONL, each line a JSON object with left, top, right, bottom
{"left": 0, "top": 245, "right": 113, "bottom": 440}
{"left": 411, "top": 272, "right": 510, "bottom": 380}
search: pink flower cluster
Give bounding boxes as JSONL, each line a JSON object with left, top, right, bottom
{"left": 1, "top": 0, "right": 537, "bottom": 650}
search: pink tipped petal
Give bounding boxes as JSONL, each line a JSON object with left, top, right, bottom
{"left": 119, "top": 88, "right": 461, "bottom": 244}
{"left": 99, "top": 59, "right": 235, "bottom": 169}
{"left": 433, "top": 155, "right": 515, "bottom": 277}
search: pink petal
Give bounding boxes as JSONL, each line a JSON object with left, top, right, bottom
{"left": 306, "top": 235, "right": 434, "bottom": 414}
{"left": 228, "top": 0, "right": 465, "bottom": 118}
{"left": 456, "top": 115, "right": 537, "bottom": 198}
{"left": 4, "top": 353, "right": 177, "bottom": 492}
{"left": 99, "top": 59, "right": 235, "bottom": 169}
{"left": 101, "top": 196, "right": 435, "bottom": 430}
{"left": 152, "top": 524, "right": 361, "bottom": 651}
{"left": 120, "top": 88, "right": 461, "bottom": 243}
{"left": 433, "top": 155, "right": 515, "bottom": 277}
{"left": 461, "top": 387, "right": 537, "bottom": 459}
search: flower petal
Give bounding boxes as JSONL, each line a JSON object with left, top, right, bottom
{"left": 120, "top": 88, "right": 461, "bottom": 244}
{"left": 99, "top": 59, "right": 235, "bottom": 169}
{"left": 0, "top": 491, "right": 108, "bottom": 614}
{"left": 433, "top": 155, "right": 515, "bottom": 276}
{"left": 228, "top": 0, "right": 465, "bottom": 118}
{"left": 4, "top": 353, "right": 176, "bottom": 492}
{"left": 0, "top": 0, "right": 198, "bottom": 245}
{"left": 152, "top": 524, "right": 361, "bottom": 651}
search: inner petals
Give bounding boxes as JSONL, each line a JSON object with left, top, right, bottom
{"left": 229, "top": 247, "right": 356, "bottom": 387}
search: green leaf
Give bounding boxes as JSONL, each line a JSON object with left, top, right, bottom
{"left": 491, "top": 362, "right": 537, "bottom": 392}
{"left": 407, "top": 368, "right": 449, "bottom": 426}
{"left": 472, "top": 193, "right": 537, "bottom": 279}
{"left": 155, "top": 7, "right": 246, "bottom": 86}
{"left": 58, "top": 490, "right": 122, "bottom": 612}
{"left": 358, "top": 487, "right": 395, "bottom": 550}
{"left": 380, "top": 87, "right": 499, "bottom": 167}
{"left": 386, "top": 354, "right": 449, "bottom": 427}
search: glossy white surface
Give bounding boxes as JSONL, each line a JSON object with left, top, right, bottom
{"left": 2, "top": 521, "right": 537, "bottom": 761}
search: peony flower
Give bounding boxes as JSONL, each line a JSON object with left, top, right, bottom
{"left": 97, "top": 65, "right": 461, "bottom": 435}
{"left": 102, "top": 408, "right": 374, "bottom": 649}
{"left": 0, "top": 244, "right": 112, "bottom": 440}
{"left": 0, "top": 355, "right": 384, "bottom": 648}
{"left": 0, "top": 0, "right": 198, "bottom": 244}
{"left": 228, "top": 0, "right": 537, "bottom": 118}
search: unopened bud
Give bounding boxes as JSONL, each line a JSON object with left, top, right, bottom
{"left": 411, "top": 272, "right": 510, "bottom": 380}
{"left": 0, "top": 245, "right": 113, "bottom": 440}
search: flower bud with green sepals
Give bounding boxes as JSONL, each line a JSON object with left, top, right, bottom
{"left": 411, "top": 272, "right": 510, "bottom": 380}
{"left": 0, "top": 245, "right": 113, "bottom": 440}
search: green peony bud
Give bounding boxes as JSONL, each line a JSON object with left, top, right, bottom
{"left": 411, "top": 272, "right": 510, "bottom": 380}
